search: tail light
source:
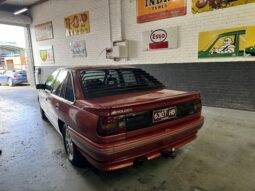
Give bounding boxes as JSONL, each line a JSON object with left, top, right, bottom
{"left": 13, "top": 75, "right": 17, "bottom": 78}
{"left": 194, "top": 101, "right": 202, "bottom": 112}
{"left": 97, "top": 115, "right": 126, "bottom": 136}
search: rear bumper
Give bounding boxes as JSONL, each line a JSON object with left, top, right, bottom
{"left": 70, "top": 116, "right": 204, "bottom": 171}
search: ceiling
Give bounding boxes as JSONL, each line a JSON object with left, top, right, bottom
{"left": 0, "top": 0, "right": 47, "bottom": 13}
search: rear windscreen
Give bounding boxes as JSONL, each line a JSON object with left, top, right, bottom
{"left": 79, "top": 68, "right": 165, "bottom": 98}
{"left": 15, "top": 70, "right": 26, "bottom": 74}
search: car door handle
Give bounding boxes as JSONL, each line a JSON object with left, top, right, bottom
{"left": 55, "top": 103, "right": 59, "bottom": 110}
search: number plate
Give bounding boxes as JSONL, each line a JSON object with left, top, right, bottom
{"left": 153, "top": 107, "right": 177, "bottom": 123}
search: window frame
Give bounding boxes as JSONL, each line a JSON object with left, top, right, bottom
{"left": 52, "top": 70, "right": 68, "bottom": 96}
{"left": 50, "top": 70, "right": 76, "bottom": 105}
{"left": 45, "top": 70, "right": 60, "bottom": 92}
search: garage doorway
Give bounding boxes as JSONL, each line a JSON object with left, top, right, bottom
{"left": 0, "top": 24, "right": 34, "bottom": 86}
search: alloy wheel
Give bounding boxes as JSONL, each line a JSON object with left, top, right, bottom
{"left": 65, "top": 127, "right": 74, "bottom": 161}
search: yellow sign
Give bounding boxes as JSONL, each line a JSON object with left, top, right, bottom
{"left": 39, "top": 46, "right": 55, "bottom": 64}
{"left": 64, "top": 11, "right": 90, "bottom": 37}
{"left": 40, "top": 50, "right": 47, "bottom": 62}
{"left": 198, "top": 26, "right": 255, "bottom": 58}
{"left": 192, "top": 0, "right": 255, "bottom": 14}
{"left": 137, "top": 0, "right": 187, "bottom": 23}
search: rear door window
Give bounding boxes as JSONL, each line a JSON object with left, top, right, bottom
{"left": 15, "top": 70, "right": 26, "bottom": 75}
{"left": 59, "top": 77, "right": 68, "bottom": 99}
{"left": 64, "top": 73, "right": 75, "bottom": 102}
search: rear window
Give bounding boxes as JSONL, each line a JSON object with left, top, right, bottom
{"left": 15, "top": 70, "right": 26, "bottom": 74}
{"left": 79, "top": 68, "right": 164, "bottom": 98}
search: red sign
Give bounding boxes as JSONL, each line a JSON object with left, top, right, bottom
{"left": 137, "top": 0, "right": 187, "bottom": 23}
{"left": 149, "top": 29, "right": 169, "bottom": 49}
{"left": 143, "top": 27, "right": 178, "bottom": 51}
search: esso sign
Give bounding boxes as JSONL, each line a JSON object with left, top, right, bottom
{"left": 150, "top": 29, "right": 167, "bottom": 43}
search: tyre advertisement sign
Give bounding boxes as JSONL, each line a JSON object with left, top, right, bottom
{"left": 137, "top": 0, "right": 187, "bottom": 23}
{"left": 143, "top": 27, "right": 178, "bottom": 51}
{"left": 198, "top": 26, "right": 255, "bottom": 58}
{"left": 192, "top": 0, "right": 255, "bottom": 14}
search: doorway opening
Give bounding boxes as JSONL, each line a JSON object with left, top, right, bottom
{"left": 0, "top": 24, "right": 32, "bottom": 87}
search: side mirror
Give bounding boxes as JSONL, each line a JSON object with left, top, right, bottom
{"left": 36, "top": 84, "right": 46, "bottom": 90}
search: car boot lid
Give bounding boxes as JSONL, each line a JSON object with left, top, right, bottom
{"left": 77, "top": 89, "right": 200, "bottom": 115}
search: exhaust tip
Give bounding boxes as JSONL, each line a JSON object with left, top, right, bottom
{"left": 134, "top": 158, "right": 146, "bottom": 167}
{"left": 162, "top": 148, "right": 176, "bottom": 159}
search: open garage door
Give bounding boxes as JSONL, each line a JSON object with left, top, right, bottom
{"left": 0, "top": 24, "right": 32, "bottom": 86}
{"left": 0, "top": 0, "right": 42, "bottom": 86}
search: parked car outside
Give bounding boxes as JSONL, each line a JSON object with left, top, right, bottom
{"left": 36, "top": 66, "right": 204, "bottom": 171}
{"left": 0, "top": 69, "right": 5, "bottom": 74}
{"left": 0, "top": 70, "right": 28, "bottom": 86}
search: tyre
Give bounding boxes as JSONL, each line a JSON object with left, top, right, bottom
{"left": 40, "top": 106, "right": 47, "bottom": 121}
{"left": 63, "top": 124, "right": 85, "bottom": 167}
{"left": 8, "top": 78, "right": 14, "bottom": 87}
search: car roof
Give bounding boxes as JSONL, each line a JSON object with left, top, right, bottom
{"left": 60, "top": 65, "right": 137, "bottom": 71}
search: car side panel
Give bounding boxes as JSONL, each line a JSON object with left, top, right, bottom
{"left": 38, "top": 90, "right": 49, "bottom": 114}
{"left": 0, "top": 74, "right": 8, "bottom": 84}
{"left": 46, "top": 94, "right": 62, "bottom": 133}
{"left": 57, "top": 100, "right": 99, "bottom": 140}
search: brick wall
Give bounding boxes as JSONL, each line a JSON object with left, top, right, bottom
{"left": 37, "top": 61, "right": 255, "bottom": 111}
{"left": 139, "top": 62, "right": 255, "bottom": 111}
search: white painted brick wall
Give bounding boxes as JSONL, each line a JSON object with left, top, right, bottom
{"left": 30, "top": 0, "right": 255, "bottom": 67}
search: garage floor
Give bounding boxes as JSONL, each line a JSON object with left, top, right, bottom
{"left": 0, "top": 86, "right": 255, "bottom": 191}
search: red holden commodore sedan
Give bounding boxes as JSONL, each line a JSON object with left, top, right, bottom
{"left": 36, "top": 66, "right": 204, "bottom": 171}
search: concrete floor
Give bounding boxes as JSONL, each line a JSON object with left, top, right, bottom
{"left": 0, "top": 86, "right": 255, "bottom": 191}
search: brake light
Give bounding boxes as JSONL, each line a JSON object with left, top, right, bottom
{"left": 13, "top": 75, "right": 17, "bottom": 78}
{"left": 97, "top": 115, "right": 126, "bottom": 136}
{"left": 194, "top": 101, "right": 202, "bottom": 112}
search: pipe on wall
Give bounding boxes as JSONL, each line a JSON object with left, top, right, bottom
{"left": 107, "top": 0, "right": 113, "bottom": 45}
{"left": 107, "top": 0, "right": 125, "bottom": 43}
{"left": 119, "top": 0, "right": 123, "bottom": 40}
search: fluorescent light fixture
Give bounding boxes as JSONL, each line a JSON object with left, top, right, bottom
{"left": 14, "top": 8, "right": 28, "bottom": 15}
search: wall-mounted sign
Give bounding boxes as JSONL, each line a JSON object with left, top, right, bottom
{"left": 198, "top": 26, "right": 255, "bottom": 58}
{"left": 137, "top": 0, "right": 186, "bottom": 23}
{"left": 143, "top": 27, "right": 178, "bottom": 51}
{"left": 192, "top": 0, "right": 255, "bottom": 14}
{"left": 70, "top": 40, "right": 87, "bottom": 57}
{"left": 64, "top": 11, "right": 90, "bottom": 37}
{"left": 39, "top": 46, "right": 55, "bottom": 64}
{"left": 34, "top": 21, "right": 53, "bottom": 41}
